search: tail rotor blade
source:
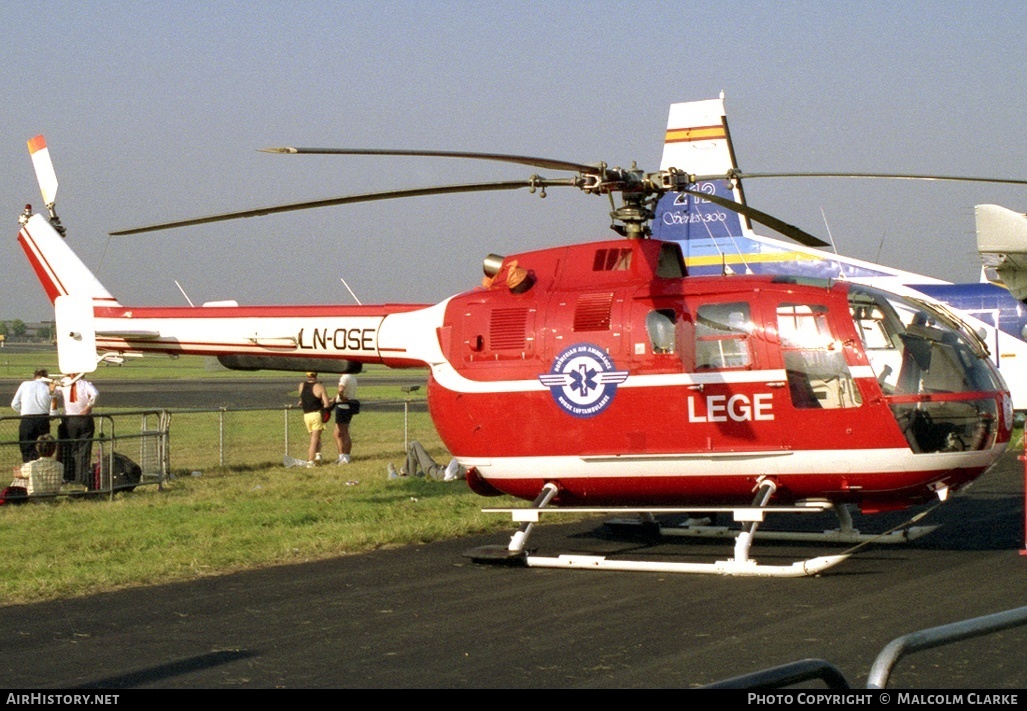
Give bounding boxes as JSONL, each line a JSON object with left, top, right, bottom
{"left": 27, "top": 135, "right": 58, "bottom": 208}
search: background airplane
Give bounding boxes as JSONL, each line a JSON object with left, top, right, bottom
{"left": 653, "top": 96, "right": 1027, "bottom": 409}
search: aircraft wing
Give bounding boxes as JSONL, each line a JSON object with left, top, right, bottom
{"left": 976, "top": 204, "right": 1027, "bottom": 300}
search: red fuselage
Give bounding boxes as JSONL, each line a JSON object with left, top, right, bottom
{"left": 427, "top": 239, "right": 1011, "bottom": 511}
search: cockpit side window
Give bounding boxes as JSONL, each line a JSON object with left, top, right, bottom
{"left": 695, "top": 302, "right": 753, "bottom": 369}
{"left": 777, "top": 303, "right": 862, "bottom": 409}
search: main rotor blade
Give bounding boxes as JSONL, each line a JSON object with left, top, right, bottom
{"left": 696, "top": 171, "right": 1027, "bottom": 186}
{"left": 260, "top": 147, "right": 602, "bottom": 175}
{"left": 679, "top": 187, "right": 830, "bottom": 248}
{"left": 110, "top": 178, "right": 575, "bottom": 235}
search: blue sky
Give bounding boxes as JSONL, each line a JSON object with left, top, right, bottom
{"left": 2, "top": 1, "right": 1024, "bottom": 320}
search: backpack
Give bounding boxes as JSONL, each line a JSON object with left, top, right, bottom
{"left": 93, "top": 452, "right": 143, "bottom": 492}
{"left": 0, "top": 486, "right": 28, "bottom": 505}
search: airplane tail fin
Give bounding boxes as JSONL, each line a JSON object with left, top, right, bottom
{"left": 18, "top": 213, "right": 120, "bottom": 308}
{"left": 659, "top": 94, "right": 743, "bottom": 179}
{"left": 652, "top": 94, "right": 755, "bottom": 246}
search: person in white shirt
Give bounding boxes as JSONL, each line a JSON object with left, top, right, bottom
{"left": 333, "top": 373, "right": 358, "bottom": 464}
{"left": 10, "top": 369, "right": 56, "bottom": 463}
{"left": 55, "top": 374, "right": 99, "bottom": 486}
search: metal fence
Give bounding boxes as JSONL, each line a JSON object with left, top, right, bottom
{"left": 1, "top": 400, "right": 435, "bottom": 496}
{"left": 166, "top": 407, "right": 296, "bottom": 471}
{"left": 0, "top": 411, "right": 170, "bottom": 500}
{"left": 140, "top": 401, "right": 434, "bottom": 473}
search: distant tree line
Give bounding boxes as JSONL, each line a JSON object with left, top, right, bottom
{"left": 0, "top": 320, "right": 54, "bottom": 341}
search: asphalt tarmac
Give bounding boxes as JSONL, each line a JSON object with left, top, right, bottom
{"left": 1, "top": 446, "right": 1025, "bottom": 688}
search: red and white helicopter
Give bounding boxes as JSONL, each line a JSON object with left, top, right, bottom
{"left": 17, "top": 132, "right": 1014, "bottom": 577}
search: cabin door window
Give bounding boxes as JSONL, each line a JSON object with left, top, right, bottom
{"left": 695, "top": 302, "right": 754, "bottom": 370}
{"left": 777, "top": 303, "right": 862, "bottom": 409}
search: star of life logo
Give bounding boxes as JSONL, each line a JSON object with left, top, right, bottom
{"left": 539, "top": 343, "right": 629, "bottom": 418}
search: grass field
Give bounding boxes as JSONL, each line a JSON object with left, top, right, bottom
{"left": 0, "top": 403, "right": 516, "bottom": 606}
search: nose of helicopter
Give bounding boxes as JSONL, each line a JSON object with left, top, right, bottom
{"left": 848, "top": 284, "right": 1013, "bottom": 455}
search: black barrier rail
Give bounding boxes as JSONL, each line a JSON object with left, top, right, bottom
{"left": 702, "top": 659, "right": 850, "bottom": 689}
{"left": 703, "top": 604, "right": 1027, "bottom": 689}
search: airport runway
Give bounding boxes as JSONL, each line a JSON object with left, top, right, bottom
{"left": 0, "top": 448, "right": 1025, "bottom": 688}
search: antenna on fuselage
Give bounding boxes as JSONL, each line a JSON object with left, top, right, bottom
{"left": 820, "top": 207, "right": 847, "bottom": 281}
{"left": 174, "top": 280, "right": 196, "bottom": 307}
{"left": 340, "top": 277, "right": 363, "bottom": 305}
{"left": 874, "top": 231, "right": 887, "bottom": 265}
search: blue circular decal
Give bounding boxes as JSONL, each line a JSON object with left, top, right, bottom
{"left": 538, "top": 343, "right": 629, "bottom": 418}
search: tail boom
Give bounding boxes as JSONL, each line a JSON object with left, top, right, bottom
{"left": 18, "top": 209, "right": 447, "bottom": 372}
{"left": 85, "top": 301, "right": 440, "bottom": 369}
{"left": 18, "top": 214, "right": 118, "bottom": 306}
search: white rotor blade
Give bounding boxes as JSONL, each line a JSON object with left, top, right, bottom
{"left": 28, "top": 135, "right": 58, "bottom": 207}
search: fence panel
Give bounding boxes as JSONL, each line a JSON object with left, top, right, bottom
{"left": 0, "top": 411, "right": 169, "bottom": 499}
{"left": 167, "top": 402, "right": 438, "bottom": 472}
{"left": 167, "top": 409, "right": 284, "bottom": 471}
{"left": 0, "top": 402, "right": 437, "bottom": 484}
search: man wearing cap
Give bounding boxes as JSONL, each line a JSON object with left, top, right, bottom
{"left": 10, "top": 368, "right": 56, "bottom": 463}
{"left": 297, "top": 372, "right": 330, "bottom": 467}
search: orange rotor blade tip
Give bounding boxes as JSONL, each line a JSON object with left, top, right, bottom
{"left": 27, "top": 135, "right": 47, "bottom": 154}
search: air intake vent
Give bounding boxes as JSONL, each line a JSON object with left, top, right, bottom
{"left": 574, "top": 293, "right": 613, "bottom": 331}
{"left": 490, "top": 308, "right": 528, "bottom": 350}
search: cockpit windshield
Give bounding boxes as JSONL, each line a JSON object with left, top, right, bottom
{"left": 848, "top": 284, "right": 1005, "bottom": 453}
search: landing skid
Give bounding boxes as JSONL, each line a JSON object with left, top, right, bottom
{"left": 465, "top": 480, "right": 855, "bottom": 578}
{"left": 605, "top": 511, "right": 939, "bottom": 545}
{"left": 467, "top": 551, "right": 848, "bottom": 577}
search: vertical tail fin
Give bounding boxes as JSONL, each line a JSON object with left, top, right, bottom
{"left": 652, "top": 99, "right": 945, "bottom": 283}
{"left": 659, "top": 94, "right": 743, "bottom": 178}
{"left": 18, "top": 213, "right": 120, "bottom": 307}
